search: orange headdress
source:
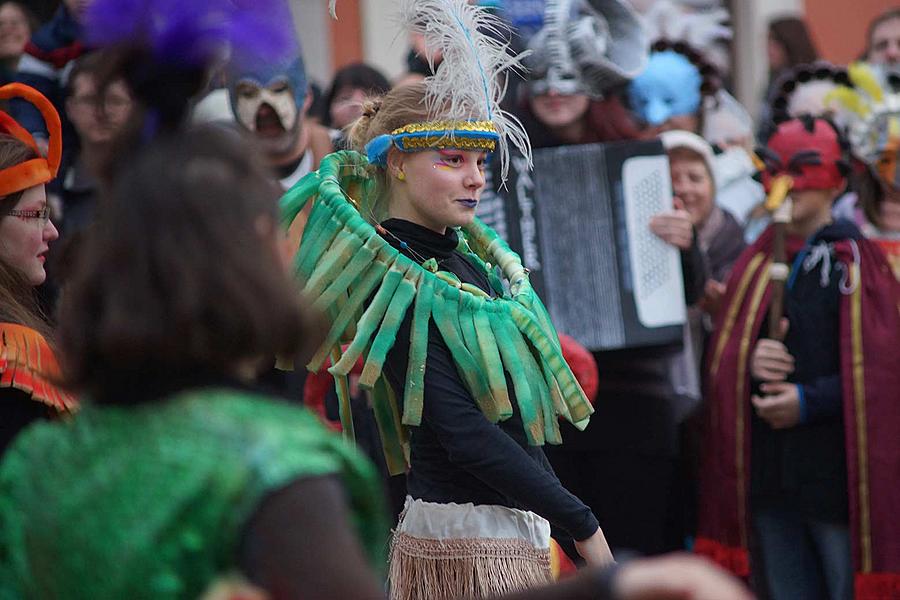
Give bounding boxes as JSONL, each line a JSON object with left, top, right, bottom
{"left": 0, "top": 83, "right": 62, "bottom": 197}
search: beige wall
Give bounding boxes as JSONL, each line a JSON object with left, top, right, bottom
{"left": 731, "top": 0, "right": 803, "bottom": 118}
{"left": 289, "top": 0, "right": 333, "bottom": 86}
{"left": 360, "top": 0, "right": 409, "bottom": 81}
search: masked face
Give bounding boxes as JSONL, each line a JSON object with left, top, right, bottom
{"left": 628, "top": 50, "right": 702, "bottom": 127}
{"left": 233, "top": 77, "right": 301, "bottom": 152}
{"left": 227, "top": 55, "right": 308, "bottom": 155}
{"left": 760, "top": 118, "right": 845, "bottom": 193}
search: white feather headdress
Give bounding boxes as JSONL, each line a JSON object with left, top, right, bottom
{"left": 398, "top": 0, "right": 533, "bottom": 179}
{"left": 641, "top": 0, "right": 732, "bottom": 74}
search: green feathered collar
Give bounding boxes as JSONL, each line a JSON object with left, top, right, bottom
{"left": 280, "top": 151, "right": 592, "bottom": 474}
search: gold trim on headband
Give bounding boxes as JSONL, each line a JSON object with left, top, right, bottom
{"left": 391, "top": 120, "right": 498, "bottom": 135}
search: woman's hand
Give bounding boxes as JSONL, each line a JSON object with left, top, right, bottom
{"left": 649, "top": 199, "right": 694, "bottom": 251}
{"left": 574, "top": 527, "right": 615, "bottom": 568}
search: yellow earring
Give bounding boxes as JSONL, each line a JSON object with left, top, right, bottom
{"left": 396, "top": 171, "right": 406, "bottom": 181}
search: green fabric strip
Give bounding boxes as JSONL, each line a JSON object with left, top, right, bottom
{"left": 278, "top": 171, "right": 320, "bottom": 229}
{"left": 330, "top": 347, "right": 356, "bottom": 441}
{"left": 359, "top": 269, "right": 421, "bottom": 390}
{"left": 304, "top": 229, "right": 365, "bottom": 298}
{"left": 431, "top": 290, "right": 497, "bottom": 422}
{"left": 306, "top": 254, "right": 391, "bottom": 372}
{"left": 473, "top": 306, "right": 512, "bottom": 419}
{"left": 402, "top": 274, "right": 434, "bottom": 426}
{"left": 491, "top": 315, "right": 542, "bottom": 445}
{"left": 372, "top": 377, "right": 409, "bottom": 476}
{"left": 329, "top": 260, "right": 409, "bottom": 377}
{"left": 312, "top": 235, "right": 381, "bottom": 313}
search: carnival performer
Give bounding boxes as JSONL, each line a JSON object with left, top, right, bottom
{"left": 0, "top": 82, "right": 75, "bottom": 455}
{"left": 696, "top": 115, "right": 900, "bottom": 600}
{"left": 281, "top": 1, "right": 613, "bottom": 597}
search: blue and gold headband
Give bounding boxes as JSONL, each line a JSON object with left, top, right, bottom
{"left": 365, "top": 120, "right": 499, "bottom": 167}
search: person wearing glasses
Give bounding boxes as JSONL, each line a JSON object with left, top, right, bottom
{"left": 0, "top": 83, "right": 75, "bottom": 455}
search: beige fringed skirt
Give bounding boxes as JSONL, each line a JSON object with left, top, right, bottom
{"left": 388, "top": 497, "right": 553, "bottom": 600}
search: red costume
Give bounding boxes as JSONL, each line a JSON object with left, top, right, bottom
{"left": 696, "top": 118, "right": 900, "bottom": 599}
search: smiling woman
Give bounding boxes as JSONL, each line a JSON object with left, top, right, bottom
{"left": 0, "top": 84, "right": 75, "bottom": 455}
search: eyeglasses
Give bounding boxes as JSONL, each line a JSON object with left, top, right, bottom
{"left": 7, "top": 207, "right": 51, "bottom": 224}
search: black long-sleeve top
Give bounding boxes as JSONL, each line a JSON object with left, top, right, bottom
{"left": 379, "top": 218, "right": 600, "bottom": 542}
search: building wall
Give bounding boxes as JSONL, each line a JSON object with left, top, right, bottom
{"left": 803, "top": 0, "right": 888, "bottom": 64}
{"left": 730, "top": 0, "right": 803, "bottom": 118}
{"left": 294, "top": 0, "right": 891, "bottom": 115}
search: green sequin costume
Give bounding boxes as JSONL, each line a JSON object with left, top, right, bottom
{"left": 280, "top": 151, "right": 594, "bottom": 475}
{"left": 0, "top": 388, "right": 388, "bottom": 600}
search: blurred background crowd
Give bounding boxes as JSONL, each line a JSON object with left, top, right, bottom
{"left": 1, "top": 1, "right": 898, "bottom": 598}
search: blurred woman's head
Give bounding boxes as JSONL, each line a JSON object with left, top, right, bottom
{"left": 322, "top": 63, "right": 390, "bottom": 129}
{"left": 58, "top": 127, "right": 313, "bottom": 399}
{"left": 866, "top": 8, "right": 900, "bottom": 65}
{"left": 661, "top": 130, "right": 717, "bottom": 228}
{"left": 528, "top": 91, "right": 591, "bottom": 139}
{"left": 0, "top": 1, "right": 34, "bottom": 65}
{"left": 767, "top": 17, "right": 819, "bottom": 74}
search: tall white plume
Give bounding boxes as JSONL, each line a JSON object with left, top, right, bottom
{"left": 399, "top": 0, "right": 533, "bottom": 179}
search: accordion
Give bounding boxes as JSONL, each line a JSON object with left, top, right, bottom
{"left": 478, "top": 139, "right": 687, "bottom": 351}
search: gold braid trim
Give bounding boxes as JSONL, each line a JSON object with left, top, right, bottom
{"left": 849, "top": 263, "right": 872, "bottom": 572}
{"left": 391, "top": 120, "right": 498, "bottom": 153}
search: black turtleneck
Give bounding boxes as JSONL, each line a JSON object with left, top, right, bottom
{"left": 379, "top": 218, "right": 599, "bottom": 543}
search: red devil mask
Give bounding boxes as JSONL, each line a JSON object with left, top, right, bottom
{"left": 759, "top": 117, "right": 846, "bottom": 193}
{"left": 0, "top": 83, "right": 62, "bottom": 197}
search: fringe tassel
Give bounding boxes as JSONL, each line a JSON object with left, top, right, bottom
{"left": 855, "top": 572, "right": 900, "bottom": 600}
{"left": 389, "top": 532, "right": 551, "bottom": 600}
{"left": 0, "top": 323, "right": 75, "bottom": 412}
